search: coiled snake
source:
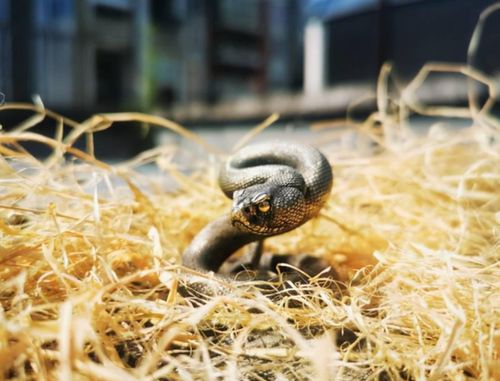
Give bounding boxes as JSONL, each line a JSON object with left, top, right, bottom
{"left": 182, "top": 142, "right": 333, "bottom": 288}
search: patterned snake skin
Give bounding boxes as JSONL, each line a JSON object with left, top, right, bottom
{"left": 182, "top": 142, "right": 333, "bottom": 278}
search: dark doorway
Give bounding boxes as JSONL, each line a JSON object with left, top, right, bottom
{"left": 96, "top": 49, "right": 126, "bottom": 107}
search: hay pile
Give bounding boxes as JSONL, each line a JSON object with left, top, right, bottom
{"left": 0, "top": 73, "right": 498, "bottom": 380}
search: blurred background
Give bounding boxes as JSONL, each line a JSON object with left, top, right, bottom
{"left": 1, "top": 0, "right": 499, "bottom": 157}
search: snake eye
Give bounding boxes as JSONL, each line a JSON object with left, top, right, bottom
{"left": 257, "top": 200, "right": 271, "bottom": 213}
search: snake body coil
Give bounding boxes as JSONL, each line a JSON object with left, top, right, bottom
{"left": 182, "top": 142, "right": 333, "bottom": 276}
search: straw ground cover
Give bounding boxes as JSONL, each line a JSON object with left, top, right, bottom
{"left": 0, "top": 63, "right": 498, "bottom": 380}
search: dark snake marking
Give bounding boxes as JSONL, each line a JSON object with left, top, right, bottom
{"left": 182, "top": 142, "right": 333, "bottom": 279}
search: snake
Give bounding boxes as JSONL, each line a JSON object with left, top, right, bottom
{"left": 181, "top": 142, "right": 333, "bottom": 289}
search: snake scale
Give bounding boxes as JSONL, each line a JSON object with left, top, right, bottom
{"left": 182, "top": 142, "right": 333, "bottom": 288}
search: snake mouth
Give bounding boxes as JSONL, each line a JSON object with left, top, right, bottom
{"left": 231, "top": 218, "right": 282, "bottom": 236}
{"left": 232, "top": 219, "right": 265, "bottom": 234}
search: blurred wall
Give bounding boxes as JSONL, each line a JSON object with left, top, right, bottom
{"left": 325, "top": 0, "right": 500, "bottom": 85}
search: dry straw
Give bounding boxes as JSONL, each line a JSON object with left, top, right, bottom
{"left": 1, "top": 8, "right": 499, "bottom": 381}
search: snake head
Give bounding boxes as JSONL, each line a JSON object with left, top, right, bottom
{"left": 231, "top": 184, "right": 306, "bottom": 236}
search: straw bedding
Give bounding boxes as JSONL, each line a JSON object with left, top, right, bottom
{"left": 0, "top": 74, "right": 498, "bottom": 380}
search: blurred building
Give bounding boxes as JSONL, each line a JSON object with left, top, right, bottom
{"left": 0, "top": 0, "right": 499, "bottom": 124}
{"left": 315, "top": 0, "right": 500, "bottom": 84}
{"left": 0, "top": 0, "right": 303, "bottom": 116}
{"left": 2, "top": 0, "right": 151, "bottom": 112}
